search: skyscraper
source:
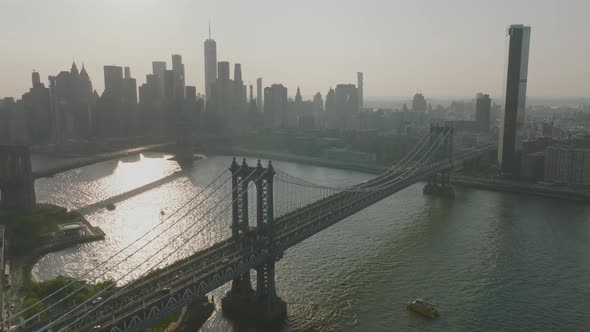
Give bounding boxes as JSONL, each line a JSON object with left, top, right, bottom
{"left": 498, "top": 24, "right": 531, "bottom": 177}
{"left": 213, "top": 61, "right": 231, "bottom": 115}
{"left": 233, "top": 63, "right": 247, "bottom": 110}
{"left": 217, "top": 61, "right": 230, "bottom": 81}
{"left": 204, "top": 22, "right": 217, "bottom": 103}
{"left": 122, "top": 67, "right": 137, "bottom": 104}
{"left": 264, "top": 84, "right": 288, "bottom": 128}
{"left": 313, "top": 92, "right": 324, "bottom": 128}
{"left": 172, "top": 54, "right": 185, "bottom": 100}
{"left": 333, "top": 84, "right": 358, "bottom": 129}
{"left": 32, "top": 71, "right": 42, "bottom": 88}
{"left": 475, "top": 93, "right": 491, "bottom": 132}
{"left": 164, "top": 70, "right": 174, "bottom": 100}
{"left": 412, "top": 93, "right": 427, "bottom": 112}
{"left": 186, "top": 86, "right": 197, "bottom": 101}
{"left": 256, "top": 78, "right": 263, "bottom": 113}
{"left": 103, "top": 65, "right": 123, "bottom": 99}
{"left": 325, "top": 87, "right": 336, "bottom": 129}
{"left": 152, "top": 61, "right": 167, "bottom": 99}
{"left": 357, "top": 72, "right": 363, "bottom": 110}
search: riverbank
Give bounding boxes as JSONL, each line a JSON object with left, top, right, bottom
{"left": 452, "top": 175, "right": 590, "bottom": 202}
{"left": 1, "top": 204, "right": 106, "bottom": 327}
{"left": 231, "top": 147, "right": 590, "bottom": 202}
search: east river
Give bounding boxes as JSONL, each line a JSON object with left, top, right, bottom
{"left": 32, "top": 153, "right": 590, "bottom": 331}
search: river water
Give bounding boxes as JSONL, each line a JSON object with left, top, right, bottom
{"left": 33, "top": 153, "right": 590, "bottom": 331}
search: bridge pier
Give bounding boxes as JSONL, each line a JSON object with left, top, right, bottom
{"left": 423, "top": 170, "right": 455, "bottom": 197}
{"left": 0, "top": 145, "right": 36, "bottom": 211}
{"left": 423, "top": 125, "right": 455, "bottom": 198}
{"left": 222, "top": 158, "right": 287, "bottom": 325}
{"left": 222, "top": 264, "right": 287, "bottom": 325}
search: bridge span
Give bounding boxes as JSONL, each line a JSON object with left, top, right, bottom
{"left": 9, "top": 127, "right": 496, "bottom": 331}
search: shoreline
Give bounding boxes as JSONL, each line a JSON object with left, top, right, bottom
{"left": 230, "top": 147, "right": 590, "bottom": 202}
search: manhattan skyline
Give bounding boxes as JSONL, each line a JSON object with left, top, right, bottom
{"left": 2, "top": 0, "right": 590, "bottom": 99}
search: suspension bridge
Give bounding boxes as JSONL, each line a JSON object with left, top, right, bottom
{"left": 5, "top": 126, "right": 495, "bottom": 332}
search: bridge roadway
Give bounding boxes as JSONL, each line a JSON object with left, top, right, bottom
{"left": 35, "top": 145, "right": 494, "bottom": 332}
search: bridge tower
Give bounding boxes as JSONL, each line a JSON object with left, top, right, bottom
{"left": 423, "top": 125, "right": 455, "bottom": 197}
{"left": 0, "top": 145, "right": 36, "bottom": 211}
{"left": 222, "top": 158, "right": 287, "bottom": 324}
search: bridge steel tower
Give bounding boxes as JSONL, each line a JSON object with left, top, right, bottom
{"left": 423, "top": 125, "right": 455, "bottom": 197}
{"left": 222, "top": 158, "right": 287, "bottom": 323}
{"left": 0, "top": 145, "right": 36, "bottom": 211}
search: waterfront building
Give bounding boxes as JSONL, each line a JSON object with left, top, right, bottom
{"left": 544, "top": 146, "right": 590, "bottom": 186}
{"left": 498, "top": 24, "right": 531, "bottom": 177}
{"left": 48, "top": 62, "right": 96, "bottom": 142}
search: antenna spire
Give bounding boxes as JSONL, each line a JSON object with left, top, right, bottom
{"left": 208, "top": 17, "right": 211, "bottom": 39}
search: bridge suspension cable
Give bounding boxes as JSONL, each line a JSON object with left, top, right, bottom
{"left": 274, "top": 130, "right": 433, "bottom": 191}
{"left": 55, "top": 168, "right": 271, "bottom": 332}
{"left": 4, "top": 168, "right": 232, "bottom": 327}
{"left": 35, "top": 167, "right": 267, "bottom": 332}
{"left": 275, "top": 128, "right": 452, "bottom": 193}
{"left": 276, "top": 129, "right": 454, "bottom": 221}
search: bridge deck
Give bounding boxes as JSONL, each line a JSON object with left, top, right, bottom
{"left": 35, "top": 145, "right": 495, "bottom": 332}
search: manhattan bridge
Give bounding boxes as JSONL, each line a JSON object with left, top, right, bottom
{"left": 4, "top": 126, "right": 495, "bottom": 331}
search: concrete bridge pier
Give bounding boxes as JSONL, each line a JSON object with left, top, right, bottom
{"left": 423, "top": 170, "right": 455, "bottom": 197}
{"left": 222, "top": 261, "right": 287, "bottom": 325}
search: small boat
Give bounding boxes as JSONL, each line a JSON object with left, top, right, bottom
{"left": 407, "top": 299, "right": 439, "bottom": 319}
{"left": 105, "top": 203, "right": 116, "bottom": 211}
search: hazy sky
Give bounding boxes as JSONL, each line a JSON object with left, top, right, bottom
{"left": 2, "top": 0, "right": 589, "bottom": 100}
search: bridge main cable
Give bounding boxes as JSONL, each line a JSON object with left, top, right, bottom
{"left": 4, "top": 169, "right": 232, "bottom": 326}
{"left": 56, "top": 168, "right": 272, "bottom": 332}
{"left": 274, "top": 130, "right": 433, "bottom": 191}
{"left": 275, "top": 129, "right": 451, "bottom": 193}
{"left": 37, "top": 166, "right": 267, "bottom": 332}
